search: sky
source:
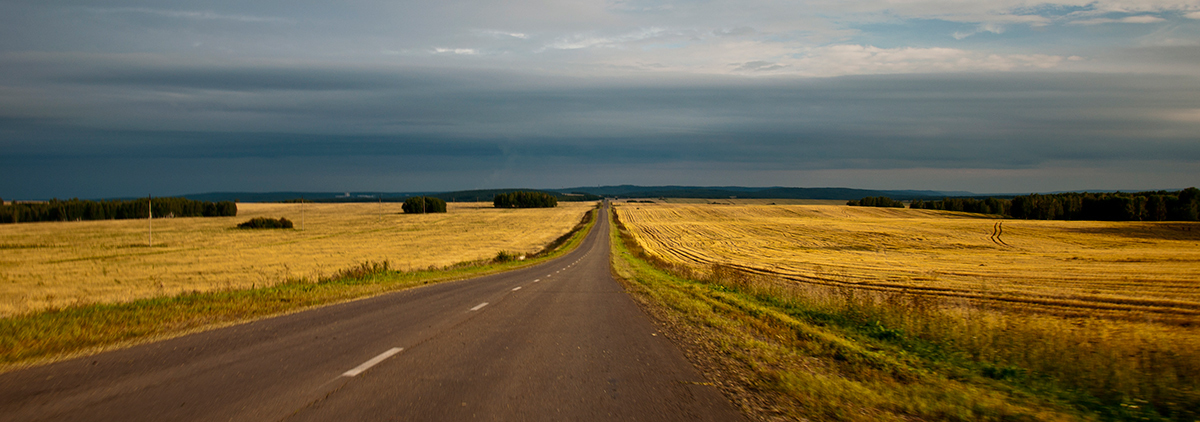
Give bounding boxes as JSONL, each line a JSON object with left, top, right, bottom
{"left": 2, "top": 0, "right": 1199, "bottom": 199}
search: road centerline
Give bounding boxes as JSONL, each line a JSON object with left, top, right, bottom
{"left": 470, "top": 302, "right": 489, "bottom": 311}
{"left": 342, "top": 347, "right": 403, "bottom": 377}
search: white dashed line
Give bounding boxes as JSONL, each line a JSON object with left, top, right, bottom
{"left": 342, "top": 347, "right": 403, "bottom": 377}
{"left": 470, "top": 302, "right": 489, "bottom": 311}
{"left": 534, "top": 279, "right": 540, "bottom": 282}
{"left": 512, "top": 286, "right": 522, "bottom": 291}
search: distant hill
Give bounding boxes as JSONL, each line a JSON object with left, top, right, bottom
{"left": 428, "top": 189, "right": 600, "bottom": 203}
{"left": 178, "top": 189, "right": 599, "bottom": 203}
{"left": 109, "top": 187, "right": 1181, "bottom": 204}
{"left": 169, "top": 186, "right": 984, "bottom": 203}
{"left": 179, "top": 192, "right": 432, "bottom": 203}
{"left": 555, "top": 186, "right": 976, "bottom": 201}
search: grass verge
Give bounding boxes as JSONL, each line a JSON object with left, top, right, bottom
{"left": 608, "top": 207, "right": 1194, "bottom": 421}
{"left": 0, "top": 207, "right": 597, "bottom": 372}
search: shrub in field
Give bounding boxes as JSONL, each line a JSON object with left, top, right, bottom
{"left": 237, "top": 217, "right": 293, "bottom": 229}
{"left": 401, "top": 196, "right": 447, "bottom": 214}
{"left": 494, "top": 191, "right": 558, "bottom": 208}
{"left": 493, "top": 250, "right": 523, "bottom": 262}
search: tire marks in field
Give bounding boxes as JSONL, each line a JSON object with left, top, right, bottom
{"left": 990, "top": 222, "right": 1010, "bottom": 247}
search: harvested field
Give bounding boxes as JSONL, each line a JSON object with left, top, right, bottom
{"left": 615, "top": 203, "right": 1200, "bottom": 319}
{"left": 0, "top": 202, "right": 594, "bottom": 317}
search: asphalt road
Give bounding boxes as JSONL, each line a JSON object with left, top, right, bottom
{"left": 0, "top": 204, "right": 743, "bottom": 421}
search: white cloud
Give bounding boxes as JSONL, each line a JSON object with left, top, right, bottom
{"left": 713, "top": 27, "right": 756, "bottom": 37}
{"left": 585, "top": 40, "right": 1070, "bottom": 77}
{"left": 1187, "top": 11, "right": 1200, "bottom": 19}
{"left": 544, "top": 28, "right": 667, "bottom": 50}
{"left": 1068, "top": 15, "right": 1168, "bottom": 25}
{"left": 433, "top": 48, "right": 479, "bottom": 55}
{"left": 479, "top": 30, "right": 529, "bottom": 39}
{"left": 732, "top": 61, "right": 786, "bottom": 72}
{"left": 785, "top": 45, "right": 1066, "bottom": 77}
{"left": 953, "top": 22, "right": 1006, "bottom": 40}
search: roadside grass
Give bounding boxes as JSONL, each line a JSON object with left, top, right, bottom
{"left": 0, "top": 207, "right": 597, "bottom": 372}
{"left": 609, "top": 209, "right": 1199, "bottom": 421}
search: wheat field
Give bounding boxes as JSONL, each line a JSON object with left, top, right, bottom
{"left": 0, "top": 202, "right": 593, "bottom": 317}
{"left": 613, "top": 202, "right": 1200, "bottom": 420}
{"left": 615, "top": 203, "right": 1200, "bottom": 319}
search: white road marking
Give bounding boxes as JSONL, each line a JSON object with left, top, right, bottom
{"left": 470, "top": 302, "right": 489, "bottom": 311}
{"left": 512, "top": 286, "right": 522, "bottom": 291}
{"left": 342, "top": 347, "right": 403, "bottom": 377}
{"left": 534, "top": 279, "right": 540, "bottom": 282}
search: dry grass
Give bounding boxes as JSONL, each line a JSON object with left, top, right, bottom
{"left": 616, "top": 203, "right": 1200, "bottom": 319}
{"left": 0, "top": 202, "right": 594, "bottom": 317}
{"left": 613, "top": 203, "right": 1200, "bottom": 420}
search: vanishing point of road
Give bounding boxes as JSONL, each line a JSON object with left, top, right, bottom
{"left": 0, "top": 204, "right": 743, "bottom": 421}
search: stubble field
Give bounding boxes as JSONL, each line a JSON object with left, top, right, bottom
{"left": 613, "top": 202, "right": 1200, "bottom": 420}
{"left": 0, "top": 201, "right": 593, "bottom": 317}
{"left": 617, "top": 202, "right": 1200, "bottom": 319}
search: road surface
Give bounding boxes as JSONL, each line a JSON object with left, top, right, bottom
{"left": 0, "top": 204, "right": 742, "bottom": 421}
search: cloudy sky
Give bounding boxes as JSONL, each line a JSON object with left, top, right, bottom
{"left": 2, "top": 0, "right": 1199, "bottom": 198}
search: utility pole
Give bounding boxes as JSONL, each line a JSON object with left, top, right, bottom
{"left": 148, "top": 194, "right": 152, "bottom": 247}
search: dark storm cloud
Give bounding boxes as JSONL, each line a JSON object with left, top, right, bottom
{"left": 3, "top": 54, "right": 1199, "bottom": 198}
{"left": 4, "top": 61, "right": 1200, "bottom": 167}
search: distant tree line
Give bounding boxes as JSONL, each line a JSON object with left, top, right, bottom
{"left": 402, "top": 196, "right": 447, "bottom": 214}
{"left": 494, "top": 191, "right": 558, "bottom": 208}
{"left": 910, "top": 197, "right": 1011, "bottom": 216}
{"left": 437, "top": 189, "right": 598, "bottom": 203}
{"left": 846, "top": 196, "right": 905, "bottom": 208}
{"left": 0, "top": 197, "right": 237, "bottom": 224}
{"left": 1006, "top": 188, "right": 1199, "bottom": 221}
{"left": 869, "top": 188, "right": 1200, "bottom": 221}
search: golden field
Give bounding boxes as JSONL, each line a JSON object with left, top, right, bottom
{"left": 0, "top": 202, "right": 593, "bottom": 317}
{"left": 613, "top": 202, "right": 1200, "bottom": 419}
{"left": 615, "top": 203, "right": 1200, "bottom": 319}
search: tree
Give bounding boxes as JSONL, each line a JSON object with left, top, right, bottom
{"left": 402, "top": 196, "right": 447, "bottom": 214}
{"left": 493, "top": 191, "right": 558, "bottom": 208}
{"left": 237, "top": 217, "right": 293, "bottom": 229}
